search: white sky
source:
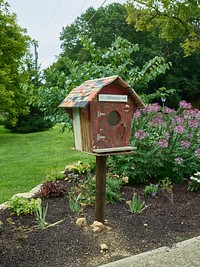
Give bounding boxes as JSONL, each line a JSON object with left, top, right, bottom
{"left": 7, "top": 0, "right": 127, "bottom": 69}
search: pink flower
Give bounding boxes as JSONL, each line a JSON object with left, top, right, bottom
{"left": 164, "top": 107, "right": 176, "bottom": 114}
{"left": 135, "top": 130, "right": 146, "bottom": 140}
{"left": 165, "top": 132, "right": 170, "bottom": 140}
{"left": 179, "top": 100, "right": 192, "bottom": 109}
{"left": 183, "top": 109, "right": 200, "bottom": 119}
{"left": 189, "top": 120, "right": 199, "bottom": 128}
{"left": 158, "top": 139, "right": 168, "bottom": 148}
{"left": 142, "top": 103, "right": 161, "bottom": 113}
{"left": 195, "top": 110, "right": 200, "bottom": 119}
{"left": 149, "top": 114, "right": 165, "bottom": 126}
{"left": 172, "top": 116, "right": 184, "bottom": 125}
{"left": 174, "top": 125, "right": 184, "bottom": 134}
{"left": 195, "top": 149, "right": 200, "bottom": 159}
{"left": 181, "top": 140, "right": 190, "bottom": 149}
{"left": 134, "top": 110, "right": 141, "bottom": 118}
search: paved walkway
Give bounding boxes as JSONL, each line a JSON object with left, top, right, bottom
{"left": 99, "top": 236, "right": 200, "bottom": 267}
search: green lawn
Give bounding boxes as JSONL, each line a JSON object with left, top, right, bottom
{"left": 0, "top": 124, "right": 92, "bottom": 204}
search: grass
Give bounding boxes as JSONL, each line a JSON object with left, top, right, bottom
{"left": 0, "top": 124, "right": 92, "bottom": 204}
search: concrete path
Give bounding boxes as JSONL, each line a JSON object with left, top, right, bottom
{"left": 99, "top": 236, "right": 200, "bottom": 267}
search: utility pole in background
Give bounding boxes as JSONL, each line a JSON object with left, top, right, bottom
{"left": 33, "top": 40, "right": 38, "bottom": 70}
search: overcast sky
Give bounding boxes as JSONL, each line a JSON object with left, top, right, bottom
{"left": 7, "top": 0, "right": 127, "bottom": 69}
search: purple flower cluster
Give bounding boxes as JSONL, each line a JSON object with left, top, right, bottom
{"left": 183, "top": 108, "right": 200, "bottom": 120}
{"left": 134, "top": 110, "right": 141, "bottom": 118}
{"left": 142, "top": 103, "right": 161, "bottom": 114}
{"left": 165, "top": 131, "right": 171, "bottom": 140}
{"left": 189, "top": 120, "right": 199, "bottom": 128}
{"left": 172, "top": 116, "right": 184, "bottom": 125}
{"left": 158, "top": 139, "right": 168, "bottom": 148}
{"left": 174, "top": 125, "right": 184, "bottom": 134}
{"left": 149, "top": 114, "right": 165, "bottom": 126}
{"left": 135, "top": 130, "right": 146, "bottom": 140}
{"left": 181, "top": 140, "right": 190, "bottom": 149}
{"left": 164, "top": 107, "right": 176, "bottom": 114}
{"left": 180, "top": 100, "right": 192, "bottom": 109}
{"left": 195, "top": 149, "right": 200, "bottom": 159}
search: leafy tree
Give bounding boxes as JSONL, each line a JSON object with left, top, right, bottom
{"left": 60, "top": 3, "right": 161, "bottom": 64}
{"left": 0, "top": 0, "right": 31, "bottom": 125}
{"left": 59, "top": 3, "right": 200, "bottom": 107}
{"left": 126, "top": 0, "right": 200, "bottom": 56}
{"left": 5, "top": 46, "right": 54, "bottom": 133}
{"left": 38, "top": 37, "right": 171, "bottom": 123}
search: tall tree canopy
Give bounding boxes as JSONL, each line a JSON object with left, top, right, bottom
{"left": 38, "top": 37, "right": 171, "bottom": 123}
{"left": 57, "top": 3, "right": 200, "bottom": 107}
{"left": 126, "top": 0, "right": 200, "bottom": 56}
{"left": 0, "top": 0, "right": 30, "bottom": 124}
{"left": 60, "top": 4, "right": 135, "bottom": 62}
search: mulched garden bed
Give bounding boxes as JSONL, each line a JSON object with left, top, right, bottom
{"left": 0, "top": 178, "right": 200, "bottom": 267}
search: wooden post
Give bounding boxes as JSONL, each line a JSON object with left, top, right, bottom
{"left": 95, "top": 155, "right": 107, "bottom": 223}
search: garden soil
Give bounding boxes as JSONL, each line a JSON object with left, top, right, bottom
{"left": 0, "top": 177, "right": 200, "bottom": 267}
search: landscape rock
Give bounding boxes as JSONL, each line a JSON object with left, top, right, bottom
{"left": 12, "top": 184, "right": 43, "bottom": 199}
{"left": 100, "top": 243, "right": 108, "bottom": 251}
{"left": 91, "top": 221, "right": 106, "bottom": 234}
{"left": 76, "top": 217, "right": 87, "bottom": 227}
{"left": 0, "top": 202, "right": 8, "bottom": 211}
{"left": 30, "top": 184, "right": 43, "bottom": 194}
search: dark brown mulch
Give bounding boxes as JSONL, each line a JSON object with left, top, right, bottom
{"left": 0, "top": 178, "right": 200, "bottom": 267}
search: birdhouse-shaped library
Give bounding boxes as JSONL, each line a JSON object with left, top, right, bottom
{"left": 59, "top": 76, "right": 144, "bottom": 154}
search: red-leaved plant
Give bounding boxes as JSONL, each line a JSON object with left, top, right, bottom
{"left": 40, "top": 181, "right": 66, "bottom": 198}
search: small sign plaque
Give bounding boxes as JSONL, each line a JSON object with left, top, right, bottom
{"left": 99, "top": 94, "right": 128, "bottom": 102}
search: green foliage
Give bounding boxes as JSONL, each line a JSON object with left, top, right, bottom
{"left": 35, "top": 202, "right": 48, "bottom": 229}
{"left": 126, "top": 0, "right": 200, "bottom": 56}
{"left": 65, "top": 161, "right": 95, "bottom": 175}
{"left": 188, "top": 172, "right": 200, "bottom": 192}
{"left": 60, "top": 4, "right": 138, "bottom": 62}
{"left": 69, "top": 194, "right": 83, "bottom": 213}
{"left": 109, "top": 101, "right": 200, "bottom": 184}
{"left": 144, "top": 184, "right": 158, "bottom": 197}
{"left": 0, "top": 1, "right": 31, "bottom": 125}
{"left": 38, "top": 2, "right": 200, "bottom": 116}
{"left": 106, "top": 174, "right": 124, "bottom": 203}
{"left": 68, "top": 174, "right": 125, "bottom": 212}
{"left": 42, "top": 172, "right": 66, "bottom": 183}
{"left": 159, "top": 177, "right": 173, "bottom": 192}
{"left": 144, "top": 87, "right": 176, "bottom": 105}
{"left": 68, "top": 176, "right": 96, "bottom": 208}
{"left": 8, "top": 196, "right": 41, "bottom": 216}
{"left": 0, "top": 124, "right": 91, "bottom": 204}
{"left": 0, "top": 220, "right": 3, "bottom": 228}
{"left": 4, "top": 106, "right": 54, "bottom": 133}
{"left": 39, "top": 181, "right": 66, "bottom": 198}
{"left": 128, "top": 193, "right": 147, "bottom": 214}
{"left": 39, "top": 36, "right": 170, "bottom": 123}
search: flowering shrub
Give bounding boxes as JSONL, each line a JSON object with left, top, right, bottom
{"left": 108, "top": 101, "right": 200, "bottom": 183}
{"left": 188, "top": 172, "right": 200, "bottom": 192}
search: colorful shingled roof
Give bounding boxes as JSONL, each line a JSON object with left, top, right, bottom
{"left": 58, "top": 75, "right": 145, "bottom": 108}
